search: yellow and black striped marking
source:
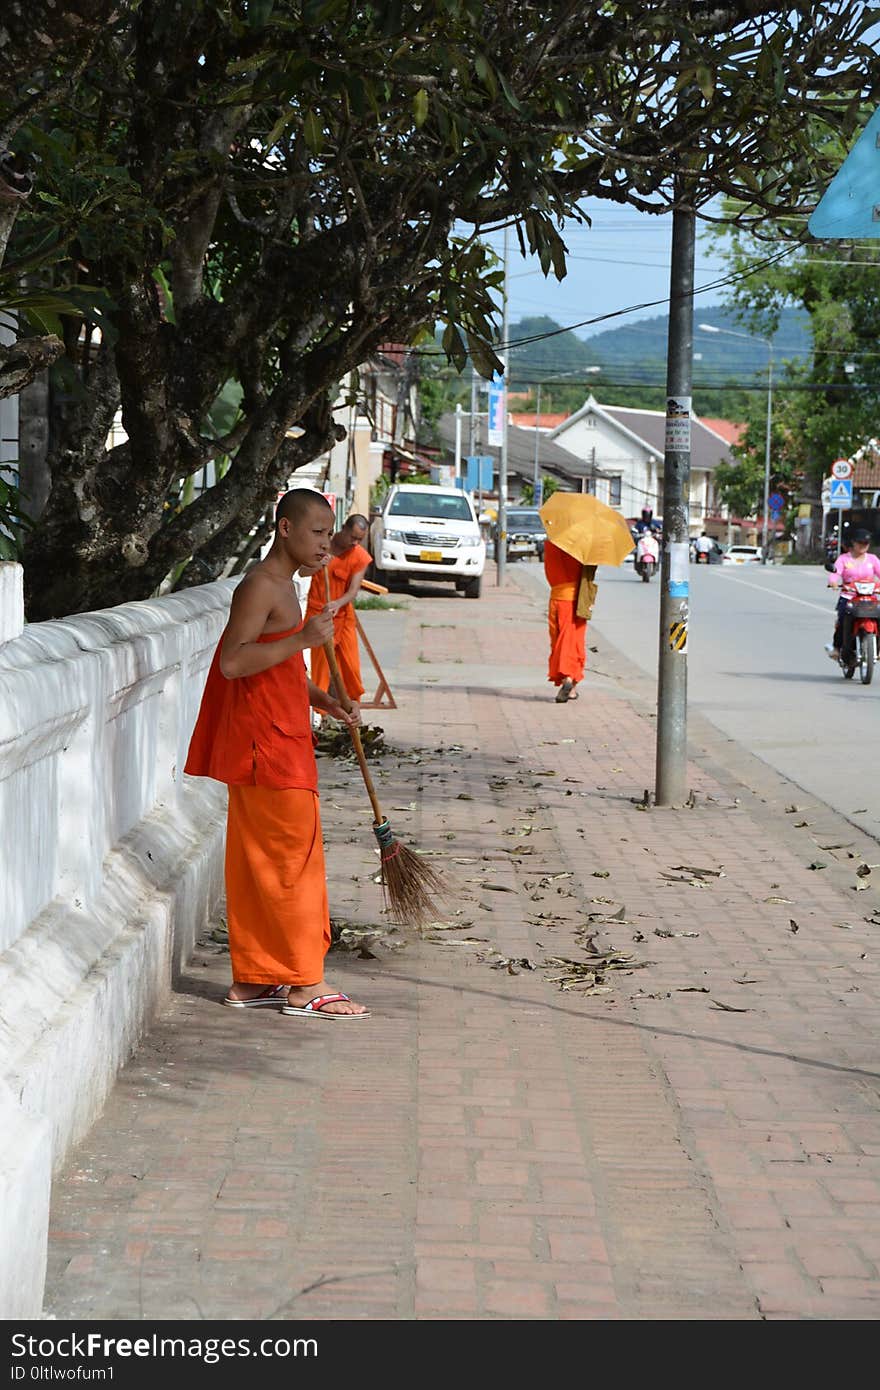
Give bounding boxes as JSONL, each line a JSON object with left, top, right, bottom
{"left": 669, "top": 621, "right": 688, "bottom": 652}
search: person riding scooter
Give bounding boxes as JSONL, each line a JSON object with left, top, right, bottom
{"left": 635, "top": 528, "right": 660, "bottom": 580}
{"left": 825, "top": 528, "right": 880, "bottom": 661}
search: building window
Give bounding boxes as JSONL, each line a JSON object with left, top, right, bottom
{"left": 609, "top": 476, "right": 622, "bottom": 507}
{"left": 586, "top": 415, "right": 596, "bottom": 428}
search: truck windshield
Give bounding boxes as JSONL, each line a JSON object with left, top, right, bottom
{"left": 388, "top": 493, "right": 474, "bottom": 521}
{"left": 507, "top": 511, "right": 543, "bottom": 530}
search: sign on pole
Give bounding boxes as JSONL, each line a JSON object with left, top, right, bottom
{"left": 831, "top": 458, "right": 853, "bottom": 481}
{"left": 768, "top": 490, "right": 785, "bottom": 518}
{"left": 487, "top": 371, "right": 504, "bottom": 447}
{"left": 808, "top": 107, "right": 880, "bottom": 240}
{"left": 829, "top": 477, "right": 853, "bottom": 509}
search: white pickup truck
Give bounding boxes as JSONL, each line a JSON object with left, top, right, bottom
{"left": 369, "top": 484, "right": 486, "bottom": 598}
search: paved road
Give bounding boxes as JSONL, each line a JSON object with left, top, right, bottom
{"left": 485, "top": 559, "right": 880, "bottom": 842}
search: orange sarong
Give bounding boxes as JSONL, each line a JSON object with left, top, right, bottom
{"left": 225, "top": 784, "right": 331, "bottom": 985}
{"left": 307, "top": 543, "right": 372, "bottom": 700}
{"left": 544, "top": 541, "right": 587, "bottom": 686}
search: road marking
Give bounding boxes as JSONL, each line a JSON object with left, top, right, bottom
{"left": 715, "top": 572, "right": 831, "bottom": 614}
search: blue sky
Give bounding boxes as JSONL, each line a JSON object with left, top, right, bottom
{"left": 478, "top": 198, "right": 735, "bottom": 340}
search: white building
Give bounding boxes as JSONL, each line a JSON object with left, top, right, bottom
{"left": 549, "top": 396, "right": 735, "bottom": 533}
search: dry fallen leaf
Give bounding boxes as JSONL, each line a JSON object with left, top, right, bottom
{"left": 789, "top": 919, "right": 799, "bottom": 934}
{"left": 764, "top": 896, "right": 793, "bottom": 905}
{"left": 711, "top": 999, "right": 750, "bottom": 1013}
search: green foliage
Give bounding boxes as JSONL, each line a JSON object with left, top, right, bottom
{"left": 709, "top": 194, "right": 880, "bottom": 503}
{"left": 0, "top": 475, "right": 34, "bottom": 560}
{"left": 3, "top": 1, "right": 878, "bottom": 615}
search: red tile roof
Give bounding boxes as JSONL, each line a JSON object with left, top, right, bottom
{"left": 699, "top": 417, "right": 746, "bottom": 446}
{"left": 510, "top": 412, "right": 569, "bottom": 430}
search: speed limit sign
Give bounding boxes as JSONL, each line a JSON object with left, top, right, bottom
{"left": 831, "top": 458, "right": 853, "bottom": 480}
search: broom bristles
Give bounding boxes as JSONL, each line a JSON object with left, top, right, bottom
{"left": 378, "top": 834, "right": 446, "bottom": 927}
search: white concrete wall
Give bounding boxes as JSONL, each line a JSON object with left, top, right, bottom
{"left": 0, "top": 569, "right": 234, "bottom": 1317}
{"left": 552, "top": 416, "right": 659, "bottom": 519}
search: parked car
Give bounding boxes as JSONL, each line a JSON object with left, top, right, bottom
{"left": 721, "top": 544, "right": 771, "bottom": 566}
{"left": 369, "top": 483, "right": 486, "bottom": 597}
{"left": 503, "top": 507, "right": 546, "bottom": 562}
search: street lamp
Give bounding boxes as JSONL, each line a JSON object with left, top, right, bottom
{"left": 698, "top": 323, "right": 773, "bottom": 563}
{"left": 532, "top": 367, "right": 601, "bottom": 503}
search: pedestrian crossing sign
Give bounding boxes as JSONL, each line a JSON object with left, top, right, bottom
{"left": 829, "top": 477, "right": 853, "bottom": 507}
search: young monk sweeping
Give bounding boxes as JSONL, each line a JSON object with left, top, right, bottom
{"left": 184, "top": 489, "right": 370, "bottom": 1020}
{"left": 305, "top": 512, "right": 372, "bottom": 701}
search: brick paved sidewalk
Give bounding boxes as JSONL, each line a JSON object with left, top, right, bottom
{"left": 42, "top": 563, "right": 880, "bottom": 1320}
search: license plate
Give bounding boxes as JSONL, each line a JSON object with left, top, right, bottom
{"left": 419, "top": 550, "right": 443, "bottom": 562}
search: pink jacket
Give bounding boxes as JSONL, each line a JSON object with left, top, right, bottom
{"left": 831, "top": 552, "right": 880, "bottom": 596}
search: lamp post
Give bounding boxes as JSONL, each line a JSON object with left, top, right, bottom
{"left": 698, "top": 323, "right": 773, "bottom": 563}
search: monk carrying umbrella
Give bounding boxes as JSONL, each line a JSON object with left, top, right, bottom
{"left": 539, "top": 491, "right": 635, "bottom": 703}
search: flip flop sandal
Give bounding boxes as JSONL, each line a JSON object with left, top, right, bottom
{"left": 223, "top": 984, "right": 288, "bottom": 1009}
{"left": 281, "top": 991, "right": 370, "bottom": 1020}
{"left": 555, "top": 680, "right": 574, "bottom": 703}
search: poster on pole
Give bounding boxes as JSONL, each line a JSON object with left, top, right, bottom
{"left": 664, "top": 397, "right": 691, "bottom": 453}
{"left": 487, "top": 381, "right": 504, "bottom": 446}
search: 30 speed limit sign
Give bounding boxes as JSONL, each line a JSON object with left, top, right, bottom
{"left": 831, "top": 458, "right": 853, "bottom": 480}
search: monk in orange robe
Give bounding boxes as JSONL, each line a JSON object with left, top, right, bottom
{"left": 544, "top": 539, "right": 587, "bottom": 703}
{"left": 306, "top": 513, "right": 372, "bottom": 701}
{"left": 184, "top": 489, "right": 369, "bottom": 1019}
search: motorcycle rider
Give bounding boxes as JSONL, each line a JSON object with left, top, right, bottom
{"left": 825, "top": 528, "right": 880, "bottom": 660}
{"left": 635, "top": 528, "right": 660, "bottom": 577}
{"left": 694, "top": 531, "right": 714, "bottom": 564}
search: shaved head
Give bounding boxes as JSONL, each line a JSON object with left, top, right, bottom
{"left": 275, "top": 489, "right": 333, "bottom": 530}
{"left": 344, "top": 513, "right": 369, "bottom": 532}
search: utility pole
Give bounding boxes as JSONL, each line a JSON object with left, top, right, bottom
{"left": 532, "top": 381, "right": 541, "bottom": 505}
{"left": 496, "top": 224, "right": 510, "bottom": 586}
{"left": 655, "top": 188, "right": 694, "bottom": 807}
{"left": 468, "top": 366, "right": 477, "bottom": 459}
{"left": 761, "top": 353, "right": 773, "bottom": 563}
{"left": 454, "top": 401, "right": 463, "bottom": 483}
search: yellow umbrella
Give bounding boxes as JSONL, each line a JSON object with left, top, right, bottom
{"left": 539, "top": 491, "right": 635, "bottom": 568}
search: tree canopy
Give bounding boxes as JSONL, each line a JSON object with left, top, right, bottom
{"left": 1, "top": 0, "right": 876, "bottom": 616}
{"left": 709, "top": 211, "right": 880, "bottom": 524}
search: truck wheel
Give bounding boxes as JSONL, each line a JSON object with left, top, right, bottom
{"left": 464, "top": 576, "right": 482, "bottom": 599}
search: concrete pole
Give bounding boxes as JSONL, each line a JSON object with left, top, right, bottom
{"left": 496, "top": 225, "right": 510, "bottom": 586}
{"left": 655, "top": 194, "right": 694, "bottom": 807}
{"left": 468, "top": 366, "right": 477, "bottom": 459}
{"left": 454, "top": 401, "right": 462, "bottom": 483}
{"left": 761, "top": 351, "right": 773, "bottom": 562}
{"left": 532, "top": 381, "right": 541, "bottom": 503}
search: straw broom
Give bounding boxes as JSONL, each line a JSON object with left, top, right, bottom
{"left": 320, "top": 570, "right": 444, "bottom": 927}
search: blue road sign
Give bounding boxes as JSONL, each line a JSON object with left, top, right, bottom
{"left": 768, "top": 490, "right": 785, "bottom": 516}
{"left": 459, "top": 455, "right": 493, "bottom": 492}
{"left": 829, "top": 477, "right": 853, "bottom": 508}
{"left": 808, "top": 106, "right": 880, "bottom": 240}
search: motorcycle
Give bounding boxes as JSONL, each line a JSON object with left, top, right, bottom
{"left": 634, "top": 533, "right": 659, "bottom": 583}
{"left": 835, "top": 578, "right": 880, "bottom": 685}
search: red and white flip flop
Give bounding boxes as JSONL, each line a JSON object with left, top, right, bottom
{"left": 281, "top": 992, "right": 370, "bottom": 1020}
{"left": 223, "top": 984, "right": 288, "bottom": 1009}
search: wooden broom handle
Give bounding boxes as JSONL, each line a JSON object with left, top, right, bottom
{"left": 321, "top": 569, "right": 385, "bottom": 825}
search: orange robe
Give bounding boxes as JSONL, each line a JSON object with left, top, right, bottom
{"left": 184, "top": 624, "right": 330, "bottom": 985}
{"left": 307, "top": 543, "right": 372, "bottom": 700}
{"left": 544, "top": 541, "right": 587, "bottom": 687}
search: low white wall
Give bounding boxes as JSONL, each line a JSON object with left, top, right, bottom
{"left": 0, "top": 568, "right": 234, "bottom": 1317}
